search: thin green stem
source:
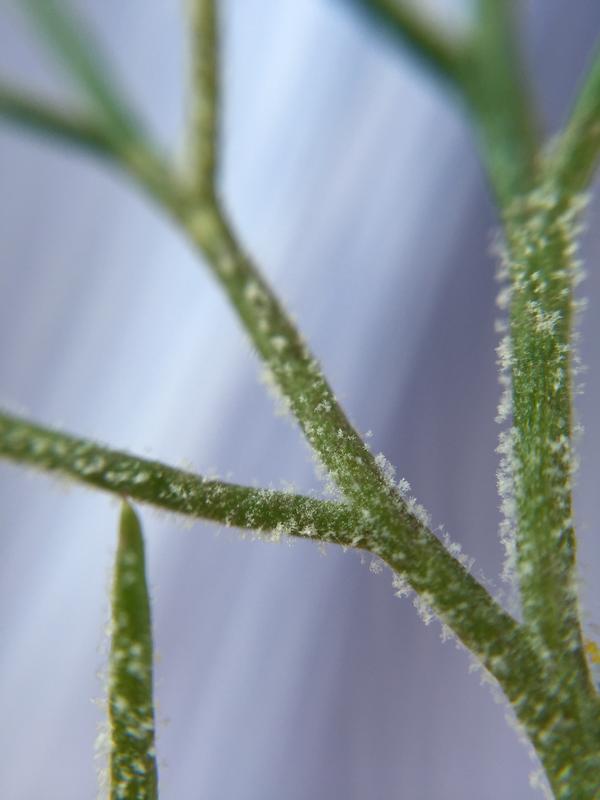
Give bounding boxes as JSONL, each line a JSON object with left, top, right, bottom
{"left": 162, "top": 3, "right": 526, "bottom": 672}
{"left": 6, "top": 412, "right": 593, "bottom": 782}
{"left": 497, "top": 181, "right": 600, "bottom": 800}
{"left": 6, "top": 0, "right": 550, "bottom": 691}
{"left": 21, "top": 0, "right": 145, "bottom": 151}
{"left": 0, "top": 410, "right": 365, "bottom": 547}
{"left": 186, "top": 0, "right": 220, "bottom": 200}
{"left": 109, "top": 502, "right": 158, "bottom": 800}
{"left": 7, "top": 4, "right": 600, "bottom": 793}
{"left": 0, "top": 409, "right": 535, "bottom": 703}
{"left": 503, "top": 193, "right": 591, "bottom": 686}
{"left": 0, "top": 80, "right": 176, "bottom": 217}
{"left": 347, "top": 0, "right": 538, "bottom": 205}
{"left": 0, "top": 84, "right": 116, "bottom": 157}
{"left": 175, "top": 202, "right": 533, "bottom": 683}
{"left": 459, "top": 0, "right": 539, "bottom": 205}
{"left": 0, "top": 107, "right": 546, "bottom": 696}
{"left": 0, "top": 410, "right": 556, "bottom": 734}
{"left": 0, "top": 410, "right": 525, "bottom": 673}
{"left": 344, "top": 0, "right": 465, "bottom": 83}
{"left": 546, "top": 40, "right": 600, "bottom": 195}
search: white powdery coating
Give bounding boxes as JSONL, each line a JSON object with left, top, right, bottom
{"left": 374, "top": 452, "right": 396, "bottom": 487}
{"left": 397, "top": 477, "right": 411, "bottom": 496}
{"left": 259, "top": 365, "right": 292, "bottom": 418}
{"left": 496, "top": 428, "right": 519, "bottom": 584}
{"left": 492, "top": 189, "right": 590, "bottom": 618}
{"left": 369, "top": 557, "right": 385, "bottom": 574}
{"left": 441, "top": 530, "right": 475, "bottom": 573}
{"left": 529, "top": 768, "right": 554, "bottom": 800}
{"left": 494, "top": 233, "right": 520, "bottom": 588}
{"left": 413, "top": 593, "right": 435, "bottom": 626}
{"left": 374, "top": 452, "right": 433, "bottom": 529}
{"left": 391, "top": 572, "right": 411, "bottom": 599}
{"left": 95, "top": 717, "right": 110, "bottom": 800}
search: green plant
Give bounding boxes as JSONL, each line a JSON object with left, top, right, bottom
{"left": 1, "top": 0, "right": 600, "bottom": 796}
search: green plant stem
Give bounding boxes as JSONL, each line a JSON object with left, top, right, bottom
{"left": 0, "top": 84, "right": 175, "bottom": 225}
{"left": 0, "top": 408, "right": 538, "bottom": 701}
{"left": 344, "top": 0, "right": 464, "bottom": 83}
{"left": 0, "top": 84, "right": 116, "bottom": 157}
{"left": 0, "top": 405, "right": 558, "bottom": 709}
{"left": 6, "top": 4, "right": 600, "bottom": 794}
{"left": 503, "top": 192, "right": 592, "bottom": 688}
{"left": 3, "top": 425, "right": 599, "bottom": 798}
{"left": 467, "top": 2, "right": 587, "bottom": 676}
{"left": 2, "top": 408, "right": 561, "bottom": 748}
{"left": 109, "top": 502, "right": 158, "bottom": 800}
{"left": 172, "top": 2, "right": 539, "bottom": 684}
{"left": 174, "top": 202, "right": 545, "bottom": 699}
{"left": 0, "top": 410, "right": 365, "bottom": 546}
{"left": 460, "top": 0, "right": 538, "bottom": 204}
{"left": 6, "top": 419, "right": 598, "bottom": 797}
{"left": 0, "top": 405, "right": 561, "bottom": 751}
{"left": 0, "top": 0, "right": 587, "bottom": 718}
{"left": 546, "top": 41, "right": 600, "bottom": 195}
{"left": 21, "top": 0, "right": 144, "bottom": 151}
{"left": 342, "top": 3, "right": 600, "bottom": 793}
{"left": 0, "top": 414, "right": 576, "bottom": 748}
{"left": 348, "top": 0, "right": 538, "bottom": 203}
{"left": 187, "top": 0, "right": 219, "bottom": 200}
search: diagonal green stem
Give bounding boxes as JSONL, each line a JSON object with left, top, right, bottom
{"left": 174, "top": 203, "right": 536, "bottom": 688}
{"left": 348, "top": 0, "right": 539, "bottom": 203}
{"left": 458, "top": 0, "right": 538, "bottom": 204}
{"left": 171, "top": 5, "right": 529, "bottom": 672}
{"left": 546, "top": 40, "right": 600, "bottom": 195}
{"left": 20, "top": 0, "right": 144, "bottom": 150}
{"left": 6, "top": 410, "right": 595, "bottom": 788}
{"left": 0, "top": 81, "right": 176, "bottom": 219}
{"left": 0, "top": 409, "right": 538, "bottom": 702}
{"left": 343, "top": 0, "right": 465, "bottom": 83}
{"left": 1, "top": 0, "right": 555, "bottom": 693}
{"left": 0, "top": 412, "right": 556, "bottom": 733}
{"left": 0, "top": 410, "right": 366, "bottom": 546}
{"left": 7, "top": 4, "right": 600, "bottom": 794}
{"left": 0, "top": 84, "right": 117, "bottom": 157}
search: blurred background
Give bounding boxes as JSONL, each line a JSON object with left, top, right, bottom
{"left": 0, "top": 1, "right": 599, "bottom": 797}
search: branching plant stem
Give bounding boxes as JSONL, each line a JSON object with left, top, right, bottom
{"left": 0, "top": 83, "right": 115, "bottom": 157}
{"left": 22, "top": 0, "right": 145, "bottom": 150}
{"left": 0, "top": 411, "right": 367, "bottom": 547}
{"left": 548, "top": 41, "right": 600, "bottom": 195}
{"left": 3, "top": 0, "right": 600, "bottom": 797}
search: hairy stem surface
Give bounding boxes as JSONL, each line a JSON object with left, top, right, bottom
{"left": 0, "top": 411, "right": 366, "bottom": 546}
{"left": 109, "top": 502, "right": 158, "bottom": 800}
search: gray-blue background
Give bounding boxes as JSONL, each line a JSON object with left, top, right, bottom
{"left": 0, "top": 1, "right": 599, "bottom": 798}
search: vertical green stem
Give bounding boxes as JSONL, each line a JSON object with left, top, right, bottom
{"left": 177, "top": 202, "right": 535, "bottom": 684}
{"left": 187, "top": 0, "right": 220, "bottom": 199}
{"left": 503, "top": 188, "right": 595, "bottom": 743}
{"left": 109, "top": 503, "right": 158, "bottom": 800}
{"left": 460, "top": 0, "right": 538, "bottom": 203}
